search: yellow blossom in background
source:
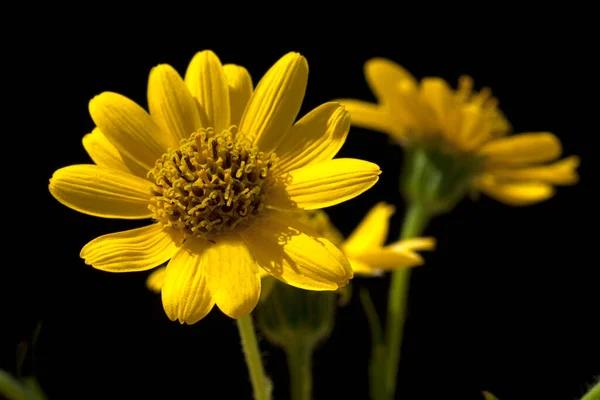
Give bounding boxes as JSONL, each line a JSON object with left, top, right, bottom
{"left": 49, "top": 50, "right": 382, "bottom": 324}
{"left": 338, "top": 58, "right": 580, "bottom": 206}
{"left": 147, "top": 201, "right": 435, "bottom": 291}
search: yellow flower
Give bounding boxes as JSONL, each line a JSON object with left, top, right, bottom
{"left": 147, "top": 202, "right": 434, "bottom": 290}
{"left": 49, "top": 50, "right": 382, "bottom": 324}
{"left": 338, "top": 58, "right": 580, "bottom": 206}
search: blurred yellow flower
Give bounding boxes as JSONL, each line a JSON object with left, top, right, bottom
{"left": 49, "top": 50, "right": 382, "bottom": 324}
{"left": 339, "top": 58, "right": 579, "bottom": 206}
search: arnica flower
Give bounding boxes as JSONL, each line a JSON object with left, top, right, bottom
{"left": 338, "top": 58, "right": 580, "bottom": 208}
{"left": 48, "top": 50, "right": 382, "bottom": 324}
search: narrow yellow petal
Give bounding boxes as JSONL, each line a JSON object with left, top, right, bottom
{"left": 419, "top": 77, "right": 453, "bottom": 127}
{"left": 82, "top": 128, "right": 148, "bottom": 178}
{"left": 478, "top": 132, "right": 562, "bottom": 166}
{"left": 148, "top": 64, "right": 202, "bottom": 144}
{"left": 161, "top": 239, "right": 215, "bottom": 324}
{"left": 239, "top": 52, "right": 308, "bottom": 153}
{"left": 89, "top": 92, "right": 169, "bottom": 171}
{"left": 475, "top": 174, "right": 555, "bottom": 206}
{"left": 388, "top": 237, "right": 437, "bottom": 252}
{"left": 49, "top": 164, "right": 152, "bottom": 219}
{"left": 80, "top": 224, "right": 181, "bottom": 272}
{"left": 241, "top": 211, "right": 353, "bottom": 291}
{"left": 146, "top": 267, "right": 166, "bottom": 293}
{"left": 343, "top": 202, "right": 395, "bottom": 255}
{"left": 336, "top": 99, "right": 403, "bottom": 138}
{"left": 223, "top": 64, "right": 253, "bottom": 126}
{"left": 274, "top": 103, "right": 350, "bottom": 174}
{"left": 205, "top": 234, "right": 260, "bottom": 319}
{"left": 394, "top": 80, "right": 439, "bottom": 134}
{"left": 486, "top": 155, "right": 580, "bottom": 185}
{"left": 352, "top": 248, "right": 424, "bottom": 271}
{"left": 364, "top": 57, "right": 417, "bottom": 104}
{"left": 348, "top": 257, "right": 379, "bottom": 276}
{"left": 260, "top": 275, "right": 276, "bottom": 302}
{"left": 268, "top": 159, "right": 381, "bottom": 210}
{"left": 184, "top": 50, "right": 230, "bottom": 133}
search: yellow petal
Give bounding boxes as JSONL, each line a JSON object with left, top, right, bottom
{"left": 80, "top": 224, "right": 181, "bottom": 272}
{"left": 161, "top": 239, "right": 215, "bottom": 324}
{"left": 394, "top": 80, "right": 438, "bottom": 134}
{"left": 206, "top": 234, "right": 261, "bottom": 319}
{"left": 260, "top": 275, "right": 276, "bottom": 302}
{"left": 388, "top": 237, "right": 437, "bottom": 252}
{"left": 336, "top": 99, "right": 403, "bottom": 138}
{"left": 268, "top": 159, "right": 381, "bottom": 210}
{"left": 184, "top": 50, "right": 230, "bottom": 133}
{"left": 348, "top": 257, "right": 380, "bottom": 275}
{"left": 475, "top": 174, "right": 555, "bottom": 206}
{"left": 148, "top": 64, "right": 203, "bottom": 144}
{"left": 478, "top": 132, "right": 562, "bottom": 166}
{"left": 352, "top": 248, "right": 424, "bottom": 271}
{"left": 486, "top": 155, "right": 580, "bottom": 185}
{"left": 89, "top": 92, "right": 168, "bottom": 171}
{"left": 274, "top": 102, "right": 350, "bottom": 174}
{"left": 364, "top": 57, "right": 417, "bottom": 104}
{"left": 82, "top": 128, "right": 148, "bottom": 179}
{"left": 241, "top": 211, "right": 352, "bottom": 291}
{"left": 419, "top": 77, "right": 453, "bottom": 127}
{"left": 343, "top": 202, "right": 395, "bottom": 255}
{"left": 49, "top": 164, "right": 152, "bottom": 219}
{"left": 146, "top": 267, "right": 166, "bottom": 293}
{"left": 223, "top": 64, "right": 253, "bottom": 126}
{"left": 239, "top": 52, "right": 308, "bottom": 153}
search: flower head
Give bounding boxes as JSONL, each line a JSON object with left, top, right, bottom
{"left": 339, "top": 58, "right": 579, "bottom": 207}
{"left": 49, "top": 50, "right": 381, "bottom": 324}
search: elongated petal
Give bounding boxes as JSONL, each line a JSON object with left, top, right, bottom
{"left": 343, "top": 202, "right": 395, "bottom": 255}
{"left": 268, "top": 159, "right": 381, "bottom": 210}
{"left": 184, "top": 50, "right": 230, "bottom": 133}
{"left": 148, "top": 64, "right": 202, "bottom": 143}
{"left": 388, "top": 237, "right": 437, "bottom": 252}
{"left": 89, "top": 92, "right": 168, "bottom": 171}
{"left": 274, "top": 103, "right": 350, "bottom": 174}
{"left": 82, "top": 128, "right": 148, "bottom": 179}
{"left": 49, "top": 164, "right": 152, "bottom": 219}
{"left": 352, "top": 248, "right": 424, "bottom": 271}
{"left": 419, "top": 77, "right": 453, "bottom": 126}
{"left": 205, "top": 234, "right": 260, "bottom": 319}
{"left": 478, "top": 132, "right": 562, "bottom": 166}
{"left": 146, "top": 267, "right": 166, "bottom": 293}
{"left": 80, "top": 224, "right": 181, "bottom": 272}
{"left": 486, "top": 155, "right": 580, "bottom": 185}
{"left": 161, "top": 239, "right": 215, "bottom": 324}
{"left": 240, "top": 52, "right": 308, "bottom": 153}
{"left": 337, "top": 99, "right": 403, "bottom": 138}
{"left": 475, "top": 175, "right": 555, "bottom": 206}
{"left": 365, "top": 58, "right": 417, "bottom": 104}
{"left": 223, "top": 64, "right": 253, "bottom": 126}
{"left": 241, "top": 211, "right": 352, "bottom": 290}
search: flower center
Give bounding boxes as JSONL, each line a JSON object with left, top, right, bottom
{"left": 148, "top": 127, "right": 277, "bottom": 240}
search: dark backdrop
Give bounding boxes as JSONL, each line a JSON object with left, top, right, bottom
{"left": 10, "top": 23, "right": 597, "bottom": 400}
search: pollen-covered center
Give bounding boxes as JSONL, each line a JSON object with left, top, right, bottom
{"left": 148, "top": 127, "right": 277, "bottom": 240}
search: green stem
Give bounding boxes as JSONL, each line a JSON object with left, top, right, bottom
{"left": 383, "top": 202, "right": 431, "bottom": 399}
{"left": 581, "top": 380, "right": 600, "bottom": 400}
{"left": 236, "top": 314, "right": 272, "bottom": 400}
{"left": 285, "top": 340, "right": 312, "bottom": 400}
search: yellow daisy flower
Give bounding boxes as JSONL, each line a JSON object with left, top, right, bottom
{"left": 49, "top": 50, "right": 382, "bottom": 324}
{"left": 147, "top": 201, "right": 434, "bottom": 291}
{"left": 338, "top": 58, "right": 580, "bottom": 207}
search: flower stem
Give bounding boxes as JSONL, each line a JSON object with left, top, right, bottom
{"left": 581, "top": 379, "right": 600, "bottom": 400}
{"left": 383, "top": 202, "right": 431, "bottom": 399}
{"left": 285, "top": 340, "right": 312, "bottom": 400}
{"left": 236, "top": 314, "right": 272, "bottom": 400}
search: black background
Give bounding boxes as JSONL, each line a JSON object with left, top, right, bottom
{"left": 9, "top": 19, "right": 597, "bottom": 400}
